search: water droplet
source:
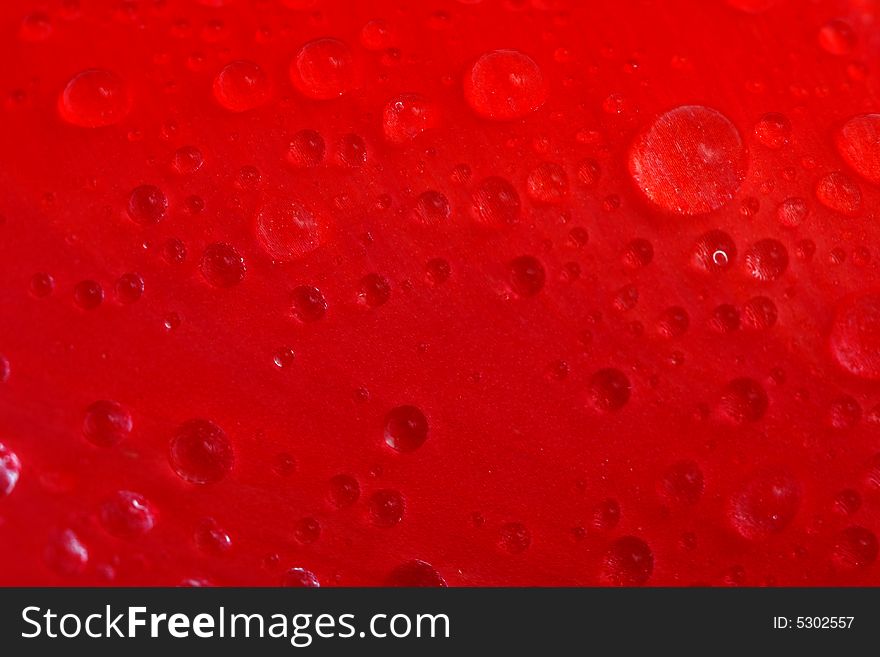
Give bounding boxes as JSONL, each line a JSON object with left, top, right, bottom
{"left": 100, "top": 490, "right": 156, "bottom": 538}
{"left": 200, "top": 242, "right": 246, "bottom": 288}
{"left": 592, "top": 498, "right": 621, "bottom": 531}
{"left": 58, "top": 69, "right": 129, "bottom": 128}
{"left": 358, "top": 273, "right": 391, "bottom": 307}
{"left": 426, "top": 257, "right": 451, "bottom": 285}
{"left": 127, "top": 184, "right": 168, "bottom": 225}
{"left": 169, "top": 419, "right": 233, "bottom": 484}
{"left": 83, "top": 400, "right": 133, "bottom": 447}
{"left": 384, "top": 405, "right": 428, "bottom": 452}
{"left": 162, "top": 238, "right": 187, "bottom": 265}
{"left": 659, "top": 460, "right": 704, "bottom": 505}
{"left": 754, "top": 112, "right": 791, "bottom": 149}
{"left": 587, "top": 368, "right": 631, "bottom": 412}
{"left": 657, "top": 306, "right": 690, "bottom": 338}
{"left": 509, "top": 255, "right": 545, "bottom": 297}
{"left": 471, "top": 176, "right": 520, "bottom": 225}
{"left": 282, "top": 567, "right": 320, "bottom": 587}
{"left": 255, "top": 198, "right": 320, "bottom": 261}
{"left": 286, "top": 129, "right": 325, "bottom": 167}
{"left": 290, "top": 38, "right": 353, "bottom": 99}
{"left": 386, "top": 560, "right": 446, "bottom": 586}
{"left": 742, "top": 296, "right": 777, "bottom": 331}
{"left": 745, "top": 238, "right": 788, "bottom": 281}
{"left": 832, "top": 527, "right": 878, "bottom": 569}
{"left": 0, "top": 442, "right": 21, "bottom": 497}
{"left": 622, "top": 238, "right": 653, "bottom": 268}
{"left": 719, "top": 377, "right": 768, "bottom": 423}
{"left": 729, "top": 470, "right": 800, "bottom": 539}
{"left": 195, "top": 517, "right": 232, "bottom": 554}
{"left": 692, "top": 229, "right": 737, "bottom": 273}
{"left": 498, "top": 522, "right": 531, "bottom": 554}
{"left": 815, "top": 171, "right": 861, "bottom": 216}
{"left": 835, "top": 114, "right": 880, "bottom": 184}
{"left": 413, "top": 190, "right": 451, "bottom": 224}
{"left": 526, "top": 162, "right": 568, "bottom": 204}
{"left": 834, "top": 488, "right": 861, "bottom": 516}
{"left": 369, "top": 489, "right": 405, "bottom": 527}
{"left": 382, "top": 93, "right": 437, "bottom": 143}
{"left": 576, "top": 158, "right": 601, "bottom": 187}
{"left": 337, "top": 133, "right": 368, "bottom": 167}
{"left": 20, "top": 11, "right": 52, "bottom": 42}
{"left": 776, "top": 197, "right": 807, "bottom": 227}
{"left": 361, "top": 19, "right": 392, "bottom": 51}
{"left": 171, "top": 145, "right": 204, "bottom": 175}
{"left": 329, "top": 474, "right": 360, "bottom": 508}
{"left": 74, "top": 279, "right": 103, "bottom": 310}
{"left": 273, "top": 347, "right": 296, "bottom": 368}
{"left": 628, "top": 105, "right": 747, "bottom": 215}
{"left": 115, "top": 272, "right": 144, "bottom": 303}
{"left": 464, "top": 50, "right": 546, "bottom": 120}
{"left": 601, "top": 536, "right": 653, "bottom": 586}
{"left": 30, "top": 272, "right": 55, "bottom": 297}
{"left": 294, "top": 517, "right": 321, "bottom": 543}
{"left": 45, "top": 529, "right": 88, "bottom": 575}
{"left": 830, "top": 292, "right": 880, "bottom": 380}
{"left": 291, "top": 285, "right": 327, "bottom": 322}
{"left": 212, "top": 60, "right": 271, "bottom": 112}
{"left": 827, "top": 395, "right": 861, "bottom": 429}
{"left": 819, "top": 19, "right": 856, "bottom": 56}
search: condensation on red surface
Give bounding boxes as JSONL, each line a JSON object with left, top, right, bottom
{"left": 1, "top": 0, "right": 880, "bottom": 586}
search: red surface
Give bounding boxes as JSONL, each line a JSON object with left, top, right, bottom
{"left": 1, "top": 0, "right": 880, "bottom": 586}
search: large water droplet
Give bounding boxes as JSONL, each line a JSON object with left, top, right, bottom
{"left": 290, "top": 38, "right": 353, "bottom": 99}
{"left": 200, "top": 242, "right": 246, "bottom": 288}
{"left": 463, "top": 50, "right": 547, "bottom": 120}
{"left": 58, "top": 69, "right": 129, "bottom": 128}
{"left": 471, "top": 176, "right": 520, "bottom": 225}
{"left": 628, "top": 105, "right": 747, "bottom": 215}
{"left": 830, "top": 292, "right": 880, "bottom": 380}
{"left": 384, "top": 405, "right": 428, "bottom": 452}
{"left": 382, "top": 93, "right": 437, "bottom": 143}
{"left": 127, "top": 184, "right": 167, "bottom": 225}
{"left": 835, "top": 114, "right": 880, "bottom": 184}
{"left": 255, "top": 198, "right": 320, "bottom": 261}
{"left": 386, "top": 560, "right": 447, "bottom": 586}
{"left": 169, "top": 419, "right": 233, "bottom": 484}
{"left": 600, "top": 536, "right": 653, "bottom": 586}
{"left": 728, "top": 470, "right": 801, "bottom": 539}
{"left": 212, "top": 60, "right": 271, "bottom": 112}
{"left": 100, "top": 490, "right": 156, "bottom": 538}
{"left": 83, "top": 400, "right": 133, "bottom": 447}
{"left": 815, "top": 171, "right": 861, "bottom": 216}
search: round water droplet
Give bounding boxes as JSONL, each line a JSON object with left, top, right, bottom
{"left": 384, "top": 405, "right": 428, "bottom": 452}
{"left": 601, "top": 536, "right": 653, "bottom": 586}
{"left": 329, "top": 474, "right": 360, "bottom": 508}
{"left": 115, "top": 272, "right": 144, "bottom": 303}
{"left": 587, "top": 368, "right": 631, "bottom": 412}
{"left": 200, "top": 243, "right": 246, "bottom": 288}
{"left": 745, "top": 238, "right": 788, "bottom": 281}
{"left": 728, "top": 470, "right": 801, "bottom": 539}
{"left": 369, "top": 489, "right": 405, "bottom": 527}
{"left": 58, "top": 69, "right": 129, "bottom": 128}
{"left": 291, "top": 285, "right": 327, "bottom": 322}
{"left": 282, "top": 567, "right": 320, "bottom": 587}
{"left": 287, "top": 129, "right": 325, "bottom": 167}
{"left": 471, "top": 176, "right": 520, "bottom": 225}
{"left": 74, "top": 280, "right": 103, "bottom": 310}
{"left": 44, "top": 529, "right": 88, "bottom": 575}
{"left": 127, "top": 184, "right": 167, "bottom": 225}
{"left": 509, "top": 255, "right": 545, "bottom": 297}
{"left": 100, "top": 490, "right": 156, "bottom": 538}
{"left": 526, "top": 162, "right": 568, "bottom": 204}
{"left": 169, "top": 419, "right": 233, "bottom": 484}
{"left": 576, "top": 158, "right": 601, "bottom": 187}
{"left": 657, "top": 306, "right": 690, "bottom": 338}
{"left": 827, "top": 395, "right": 861, "bottom": 429}
{"left": 382, "top": 93, "right": 437, "bottom": 143}
{"left": 622, "top": 238, "right": 653, "bottom": 268}
{"left": 592, "top": 498, "right": 621, "bottom": 531}
{"left": 295, "top": 517, "right": 321, "bottom": 543}
{"left": 358, "top": 273, "right": 391, "bottom": 307}
{"left": 426, "top": 257, "right": 451, "bottom": 285}
{"left": 0, "top": 442, "right": 21, "bottom": 497}
{"left": 835, "top": 114, "right": 880, "bottom": 184}
{"left": 30, "top": 272, "right": 55, "bottom": 297}
{"left": 413, "top": 190, "right": 451, "bottom": 224}
{"left": 83, "top": 400, "right": 132, "bottom": 447}
{"left": 819, "top": 19, "right": 856, "bottom": 56}
{"left": 742, "top": 296, "right": 777, "bottom": 330}
{"left": 290, "top": 38, "right": 353, "bottom": 99}
{"left": 195, "top": 517, "right": 232, "bottom": 554}
{"left": 832, "top": 526, "right": 878, "bottom": 569}
{"left": 754, "top": 112, "right": 791, "bottom": 149}
{"left": 498, "top": 522, "right": 531, "bottom": 554}
{"left": 337, "top": 133, "right": 367, "bottom": 167}
{"left": 212, "top": 60, "right": 271, "bottom": 112}
{"left": 776, "top": 197, "right": 807, "bottom": 227}
{"left": 628, "top": 105, "right": 747, "bottom": 215}
{"left": 815, "top": 171, "right": 861, "bottom": 216}
{"left": 830, "top": 292, "right": 880, "bottom": 380}
{"left": 719, "top": 377, "right": 768, "bottom": 423}
{"left": 171, "top": 145, "right": 204, "bottom": 175}
{"left": 255, "top": 198, "right": 320, "bottom": 261}
{"left": 659, "top": 460, "right": 704, "bottom": 505}
{"left": 386, "top": 560, "right": 447, "bottom": 587}
{"left": 464, "top": 50, "right": 547, "bottom": 120}
{"left": 273, "top": 347, "right": 296, "bottom": 369}
{"left": 692, "top": 229, "right": 737, "bottom": 273}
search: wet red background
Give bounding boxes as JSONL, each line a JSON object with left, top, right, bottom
{"left": 1, "top": 0, "right": 880, "bottom": 586}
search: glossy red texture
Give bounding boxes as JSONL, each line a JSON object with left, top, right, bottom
{"left": 1, "top": 0, "right": 880, "bottom": 587}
